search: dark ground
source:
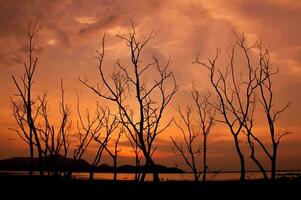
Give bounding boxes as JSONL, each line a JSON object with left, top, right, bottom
{"left": 0, "top": 175, "right": 300, "bottom": 199}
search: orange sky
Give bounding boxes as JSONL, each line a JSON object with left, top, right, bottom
{"left": 0, "top": 0, "right": 301, "bottom": 171}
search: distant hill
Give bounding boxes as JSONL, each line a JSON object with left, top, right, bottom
{"left": 0, "top": 156, "right": 91, "bottom": 172}
{"left": 0, "top": 157, "right": 184, "bottom": 173}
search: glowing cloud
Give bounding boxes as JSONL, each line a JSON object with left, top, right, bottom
{"left": 75, "top": 16, "right": 97, "bottom": 25}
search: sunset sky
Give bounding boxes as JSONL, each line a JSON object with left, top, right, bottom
{"left": 0, "top": 0, "right": 301, "bottom": 172}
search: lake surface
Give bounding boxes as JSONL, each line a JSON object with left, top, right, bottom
{"left": 1, "top": 171, "right": 300, "bottom": 181}
{"left": 72, "top": 171, "right": 301, "bottom": 181}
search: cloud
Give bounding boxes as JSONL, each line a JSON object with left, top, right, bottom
{"left": 47, "top": 39, "right": 58, "bottom": 46}
{"left": 79, "top": 15, "right": 122, "bottom": 36}
{"left": 75, "top": 16, "right": 97, "bottom": 25}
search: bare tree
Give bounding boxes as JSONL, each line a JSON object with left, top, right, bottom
{"left": 171, "top": 89, "right": 215, "bottom": 183}
{"left": 171, "top": 105, "right": 201, "bottom": 182}
{"left": 194, "top": 33, "right": 258, "bottom": 181}
{"left": 242, "top": 100, "right": 269, "bottom": 180}
{"left": 66, "top": 97, "right": 102, "bottom": 179}
{"left": 103, "top": 128, "right": 123, "bottom": 181}
{"left": 37, "top": 80, "right": 71, "bottom": 176}
{"left": 247, "top": 42, "right": 291, "bottom": 181}
{"left": 80, "top": 24, "right": 178, "bottom": 182}
{"left": 192, "top": 89, "right": 215, "bottom": 182}
{"left": 90, "top": 107, "right": 119, "bottom": 181}
{"left": 10, "top": 20, "right": 44, "bottom": 176}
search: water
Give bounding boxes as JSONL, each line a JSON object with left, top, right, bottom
{"left": 72, "top": 171, "right": 301, "bottom": 181}
{"left": 1, "top": 171, "right": 300, "bottom": 181}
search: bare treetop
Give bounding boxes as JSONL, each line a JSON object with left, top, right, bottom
{"left": 80, "top": 25, "right": 178, "bottom": 182}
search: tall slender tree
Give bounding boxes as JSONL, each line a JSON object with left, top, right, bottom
{"left": 171, "top": 89, "right": 215, "bottom": 182}
{"left": 171, "top": 105, "right": 202, "bottom": 182}
{"left": 192, "top": 89, "right": 215, "bottom": 182}
{"left": 246, "top": 42, "right": 291, "bottom": 181}
{"left": 11, "top": 20, "right": 44, "bottom": 176}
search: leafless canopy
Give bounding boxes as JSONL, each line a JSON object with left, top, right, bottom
{"left": 195, "top": 33, "right": 291, "bottom": 181}
{"left": 89, "top": 107, "right": 121, "bottom": 181}
{"left": 192, "top": 89, "right": 215, "bottom": 182}
{"left": 194, "top": 33, "right": 259, "bottom": 181}
{"left": 171, "top": 105, "right": 202, "bottom": 182}
{"left": 171, "top": 89, "right": 215, "bottom": 182}
{"left": 80, "top": 23, "right": 178, "bottom": 182}
{"left": 246, "top": 41, "right": 291, "bottom": 180}
{"left": 10, "top": 19, "right": 44, "bottom": 175}
{"left": 36, "top": 80, "right": 72, "bottom": 176}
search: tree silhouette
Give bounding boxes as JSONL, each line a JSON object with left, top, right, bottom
{"left": 66, "top": 96, "right": 101, "bottom": 179}
{"left": 192, "top": 89, "right": 215, "bottom": 182}
{"left": 80, "top": 24, "right": 178, "bottom": 182}
{"left": 11, "top": 21, "right": 95, "bottom": 178}
{"left": 90, "top": 107, "right": 119, "bottom": 181}
{"left": 171, "top": 89, "right": 215, "bottom": 182}
{"left": 171, "top": 105, "right": 202, "bottom": 182}
{"left": 10, "top": 20, "right": 44, "bottom": 176}
{"left": 194, "top": 33, "right": 259, "bottom": 181}
{"left": 244, "top": 42, "right": 291, "bottom": 181}
{"left": 195, "top": 33, "right": 291, "bottom": 181}
{"left": 102, "top": 127, "right": 123, "bottom": 181}
{"left": 37, "top": 80, "right": 71, "bottom": 176}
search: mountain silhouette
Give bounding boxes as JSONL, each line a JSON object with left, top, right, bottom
{"left": 0, "top": 156, "right": 184, "bottom": 173}
{"left": 0, "top": 156, "right": 90, "bottom": 171}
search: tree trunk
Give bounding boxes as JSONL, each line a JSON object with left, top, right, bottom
{"left": 139, "top": 158, "right": 159, "bottom": 182}
{"left": 27, "top": 87, "right": 44, "bottom": 176}
{"left": 234, "top": 135, "right": 245, "bottom": 181}
{"left": 239, "top": 155, "right": 245, "bottom": 181}
{"left": 149, "top": 158, "right": 159, "bottom": 182}
{"left": 140, "top": 169, "right": 146, "bottom": 182}
{"left": 89, "top": 171, "right": 94, "bottom": 181}
{"left": 134, "top": 153, "right": 140, "bottom": 182}
{"left": 250, "top": 155, "right": 268, "bottom": 180}
{"left": 113, "top": 156, "right": 117, "bottom": 181}
{"left": 271, "top": 145, "right": 277, "bottom": 181}
{"left": 271, "top": 157, "right": 276, "bottom": 181}
{"left": 139, "top": 162, "right": 147, "bottom": 182}
{"left": 139, "top": 145, "right": 159, "bottom": 182}
{"left": 30, "top": 120, "right": 44, "bottom": 176}
{"left": 193, "top": 170, "right": 199, "bottom": 182}
{"left": 203, "top": 137, "right": 208, "bottom": 183}
{"left": 29, "top": 136, "right": 34, "bottom": 176}
{"left": 37, "top": 150, "right": 44, "bottom": 176}
{"left": 269, "top": 117, "right": 277, "bottom": 181}
{"left": 247, "top": 133, "right": 268, "bottom": 180}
